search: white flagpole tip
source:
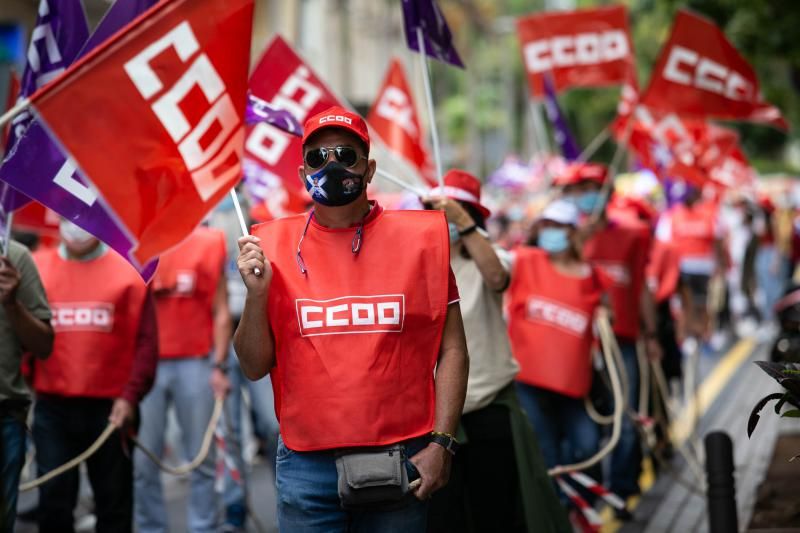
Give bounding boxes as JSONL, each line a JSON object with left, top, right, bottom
{"left": 0, "top": 97, "right": 31, "bottom": 131}
{"left": 228, "top": 187, "right": 261, "bottom": 277}
{"left": 375, "top": 169, "right": 429, "bottom": 197}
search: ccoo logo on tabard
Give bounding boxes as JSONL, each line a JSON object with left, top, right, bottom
{"left": 51, "top": 302, "right": 115, "bottom": 332}
{"left": 296, "top": 294, "right": 405, "bottom": 337}
{"left": 526, "top": 296, "right": 589, "bottom": 337}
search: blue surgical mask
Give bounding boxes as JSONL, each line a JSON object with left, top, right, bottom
{"left": 575, "top": 190, "right": 603, "bottom": 214}
{"left": 448, "top": 222, "right": 460, "bottom": 244}
{"left": 537, "top": 227, "right": 571, "bottom": 254}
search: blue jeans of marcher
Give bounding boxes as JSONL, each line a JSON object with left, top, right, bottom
{"left": 756, "top": 245, "right": 788, "bottom": 322}
{"left": 134, "top": 358, "right": 217, "bottom": 533}
{"left": 515, "top": 381, "right": 601, "bottom": 506}
{"left": 609, "top": 340, "right": 642, "bottom": 498}
{"left": 514, "top": 382, "right": 600, "bottom": 470}
{"left": 276, "top": 435, "right": 429, "bottom": 532}
{"left": 0, "top": 414, "right": 26, "bottom": 533}
{"left": 223, "top": 347, "right": 279, "bottom": 527}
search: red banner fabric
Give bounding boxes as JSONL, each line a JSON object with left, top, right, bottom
{"left": 245, "top": 36, "right": 347, "bottom": 221}
{"left": 31, "top": 0, "right": 254, "bottom": 265}
{"left": 367, "top": 58, "right": 435, "bottom": 186}
{"left": 516, "top": 5, "right": 637, "bottom": 98}
{"left": 640, "top": 10, "right": 787, "bottom": 130}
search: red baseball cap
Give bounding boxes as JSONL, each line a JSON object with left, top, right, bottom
{"left": 430, "top": 169, "right": 491, "bottom": 219}
{"left": 553, "top": 162, "right": 608, "bottom": 187}
{"left": 302, "top": 106, "right": 370, "bottom": 150}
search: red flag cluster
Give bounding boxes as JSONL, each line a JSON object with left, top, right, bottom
{"left": 516, "top": 6, "right": 788, "bottom": 192}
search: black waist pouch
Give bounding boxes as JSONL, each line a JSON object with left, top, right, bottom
{"left": 335, "top": 445, "right": 410, "bottom": 509}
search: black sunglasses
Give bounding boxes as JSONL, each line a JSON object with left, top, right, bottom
{"left": 304, "top": 145, "right": 366, "bottom": 170}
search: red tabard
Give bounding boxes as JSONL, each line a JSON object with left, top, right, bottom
{"left": 508, "top": 248, "right": 609, "bottom": 398}
{"left": 153, "top": 227, "right": 226, "bottom": 358}
{"left": 253, "top": 207, "right": 450, "bottom": 451}
{"left": 583, "top": 220, "right": 651, "bottom": 340}
{"left": 668, "top": 204, "right": 717, "bottom": 261}
{"left": 32, "top": 248, "right": 147, "bottom": 398}
{"left": 647, "top": 240, "right": 681, "bottom": 303}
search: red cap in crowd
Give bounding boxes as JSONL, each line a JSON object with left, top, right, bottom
{"left": 302, "top": 106, "right": 370, "bottom": 150}
{"left": 553, "top": 162, "right": 608, "bottom": 187}
{"left": 430, "top": 169, "right": 491, "bottom": 219}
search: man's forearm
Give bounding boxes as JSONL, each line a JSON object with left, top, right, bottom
{"left": 433, "top": 305, "right": 469, "bottom": 435}
{"left": 232, "top": 292, "right": 274, "bottom": 380}
{"left": 461, "top": 232, "right": 509, "bottom": 291}
{"left": 4, "top": 301, "right": 53, "bottom": 358}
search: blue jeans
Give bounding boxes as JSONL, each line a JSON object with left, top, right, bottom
{"left": 276, "top": 436, "right": 429, "bottom": 532}
{"left": 514, "top": 382, "right": 599, "bottom": 470}
{"left": 514, "top": 380, "right": 601, "bottom": 500}
{"left": 223, "top": 348, "right": 279, "bottom": 527}
{"left": 609, "top": 340, "right": 642, "bottom": 498}
{"left": 0, "top": 414, "right": 26, "bottom": 533}
{"left": 756, "top": 245, "right": 788, "bottom": 321}
{"left": 134, "top": 358, "right": 217, "bottom": 533}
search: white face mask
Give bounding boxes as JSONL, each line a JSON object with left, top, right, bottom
{"left": 59, "top": 220, "right": 95, "bottom": 246}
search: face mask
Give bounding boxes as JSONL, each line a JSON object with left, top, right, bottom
{"left": 59, "top": 220, "right": 95, "bottom": 246}
{"left": 448, "top": 222, "right": 460, "bottom": 244}
{"left": 575, "top": 191, "right": 603, "bottom": 214}
{"left": 537, "top": 227, "right": 571, "bottom": 254}
{"left": 304, "top": 161, "right": 365, "bottom": 207}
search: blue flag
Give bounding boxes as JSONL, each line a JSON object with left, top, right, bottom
{"left": 401, "top": 0, "right": 464, "bottom": 68}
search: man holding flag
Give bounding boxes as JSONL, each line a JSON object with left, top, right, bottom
{"left": 234, "top": 106, "right": 469, "bottom": 531}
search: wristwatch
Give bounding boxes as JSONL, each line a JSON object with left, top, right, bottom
{"left": 430, "top": 431, "right": 460, "bottom": 455}
{"left": 212, "top": 361, "right": 228, "bottom": 374}
{"left": 458, "top": 224, "right": 478, "bottom": 237}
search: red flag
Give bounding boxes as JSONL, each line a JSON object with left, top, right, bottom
{"left": 641, "top": 10, "right": 787, "bottom": 130}
{"left": 27, "top": 0, "right": 254, "bottom": 264}
{"left": 620, "top": 106, "right": 754, "bottom": 191}
{"left": 2, "top": 70, "right": 20, "bottom": 153}
{"left": 244, "top": 36, "right": 345, "bottom": 221}
{"left": 367, "top": 58, "right": 435, "bottom": 187}
{"left": 516, "top": 5, "right": 637, "bottom": 98}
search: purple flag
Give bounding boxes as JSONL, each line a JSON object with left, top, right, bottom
{"left": 1, "top": 0, "right": 89, "bottom": 212}
{"left": 246, "top": 93, "right": 303, "bottom": 136}
{"left": 543, "top": 75, "right": 580, "bottom": 161}
{"left": 0, "top": 0, "right": 160, "bottom": 280}
{"left": 401, "top": 0, "right": 464, "bottom": 68}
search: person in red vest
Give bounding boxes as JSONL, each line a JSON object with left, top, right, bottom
{"left": 31, "top": 220, "right": 157, "bottom": 533}
{"left": 556, "top": 163, "right": 660, "bottom": 516}
{"left": 508, "top": 200, "right": 611, "bottom": 498}
{"left": 655, "top": 185, "right": 726, "bottom": 343}
{"left": 134, "top": 224, "right": 231, "bottom": 533}
{"left": 234, "top": 106, "right": 469, "bottom": 532}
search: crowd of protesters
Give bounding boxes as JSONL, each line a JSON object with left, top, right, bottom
{"left": 2, "top": 105, "right": 799, "bottom": 533}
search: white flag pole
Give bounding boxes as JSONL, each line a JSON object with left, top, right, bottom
{"left": 1, "top": 212, "right": 12, "bottom": 258}
{"left": 415, "top": 28, "right": 444, "bottom": 190}
{"left": 0, "top": 98, "right": 30, "bottom": 130}
{"left": 229, "top": 187, "right": 261, "bottom": 276}
{"left": 375, "top": 169, "right": 429, "bottom": 197}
